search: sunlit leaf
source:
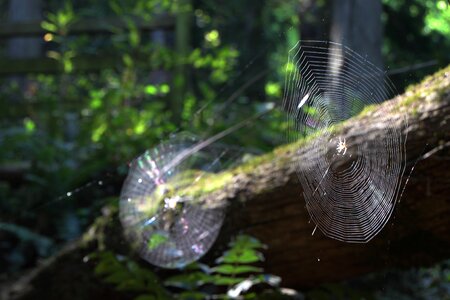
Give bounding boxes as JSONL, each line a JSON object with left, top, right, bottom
{"left": 23, "top": 118, "right": 36, "bottom": 133}
{"left": 92, "top": 123, "right": 107, "bottom": 142}
{"left": 145, "top": 85, "right": 158, "bottom": 95}
{"left": 223, "top": 246, "right": 263, "bottom": 265}
{"left": 303, "top": 105, "right": 318, "bottom": 116}
{"left": 265, "top": 82, "right": 281, "bottom": 97}
{"left": 160, "top": 84, "right": 170, "bottom": 94}
{"left": 147, "top": 232, "right": 169, "bottom": 250}
{"left": 41, "top": 21, "right": 57, "bottom": 33}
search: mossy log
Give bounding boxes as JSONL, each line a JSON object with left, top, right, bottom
{"left": 2, "top": 67, "right": 449, "bottom": 299}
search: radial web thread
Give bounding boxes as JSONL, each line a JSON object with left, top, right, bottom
{"left": 283, "top": 40, "right": 408, "bottom": 243}
{"left": 120, "top": 133, "right": 235, "bottom": 268}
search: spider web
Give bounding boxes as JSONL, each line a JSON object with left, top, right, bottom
{"left": 283, "top": 40, "right": 408, "bottom": 243}
{"left": 119, "top": 133, "right": 240, "bottom": 268}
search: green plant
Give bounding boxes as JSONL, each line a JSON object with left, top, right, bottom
{"left": 94, "top": 235, "right": 284, "bottom": 299}
{"left": 41, "top": 1, "right": 77, "bottom": 73}
{"left": 93, "top": 251, "right": 171, "bottom": 300}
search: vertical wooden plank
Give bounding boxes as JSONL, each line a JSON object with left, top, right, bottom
{"left": 172, "top": 0, "right": 192, "bottom": 125}
{"left": 7, "top": 0, "right": 42, "bottom": 59}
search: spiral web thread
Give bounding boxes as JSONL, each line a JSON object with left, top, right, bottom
{"left": 120, "top": 133, "right": 237, "bottom": 268}
{"left": 283, "top": 40, "right": 407, "bottom": 243}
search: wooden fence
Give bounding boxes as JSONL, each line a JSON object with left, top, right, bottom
{"left": 0, "top": 15, "right": 176, "bottom": 75}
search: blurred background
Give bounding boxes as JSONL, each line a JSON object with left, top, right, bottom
{"left": 0, "top": 0, "right": 449, "bottom": 298}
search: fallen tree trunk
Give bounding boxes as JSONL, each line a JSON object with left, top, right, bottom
{"left": 3, "top": 66, "right": 450, "bottom": 299}
{"left": 222, "top": 67, "right": 450, "bottom": 287}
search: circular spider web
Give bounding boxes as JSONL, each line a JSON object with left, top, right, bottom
{"left": 283, "top": 40, "right": 407, "bottom": 243}
{"left": 120, "top": 133, "right": 234, "bottom": 268}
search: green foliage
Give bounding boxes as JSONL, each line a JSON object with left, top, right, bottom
{"left": 93, "top": 251, "right": 171, "bottom": 300}
{"left": 2, "top": 0, "right": 279, "bottom": 276}
{"left": 424, "top": 0, "right": 450, "bottom": 36}
{"left": 94, "top": 235, "right": 282, "bottom": 299}
{"left": 148, "top": 233, "right": 169, "bottom": 250}
{"left": 41, "top": 2, "right": 77, "bottom": 35}
{"left": 41, "top": 2, "right": 77, "bottom": 73}
{"left": 216, "top": 235, "right": 265, "bottom": 265}
{"left": 382, "top": 0, "right": 450, "bottom": 90}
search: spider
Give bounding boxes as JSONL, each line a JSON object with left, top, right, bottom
{"left": 336, "top": 136, "right": 347, "bottom": 155}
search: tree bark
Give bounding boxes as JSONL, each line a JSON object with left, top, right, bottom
{"left": 223, "top": 66, "right": 450, "bottom": 287}
{"left": 2, "top": 66, "right": 449, "bottom": 299}
{"left": 328, "top": 0, "right": 383, "bottom": 120}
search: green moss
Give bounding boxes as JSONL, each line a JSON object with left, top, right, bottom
{"left": 175, "top": 123, "right": 351, "bottom": 198}
{"left": 411, "top": 106, "right": 419, "bottom": 117}
{"left": 398, "top": 64, "right": 450, "bottom": 110}
{"left": 124, "top": 65, "right": 450, "bottom": 204}
{"left": 187, "top": 65, "right": 450, "bottom": 197}
{"left": 358, "top": 103, "right": 379, "bottom": 117}
{"left": 184, "top": 172, "right": 234, "bottom": 198}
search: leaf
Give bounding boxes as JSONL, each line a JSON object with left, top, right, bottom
{"left": 104, "top": 270, "right": 131, "bottom": 285}
{"left": 164, "top": 272, "right": 212, "bottom": 289}
{"left": 46, "top": 51, "right": 61, "bottom": 60}
{"left": 41, "top": 20, "right": 57, "bottom": 32}
{"left": 213, "top": 264, "right": 262, "bottom": 275}
{"left": 182, "top": 262, "right": 212, "bottom": 273}
{"left": 243, "top": 292, "right": 257, "bottom": 299}
{"left": 209, "top": 275, "right": 246, "bottom": 286}
{"left": 116, "top": 279, "right": 147, "bottom": 291}
{"left": 94, "top": 252, "right": 122, "bottom": 275}
{"left": 126, "top": 260, "right": 148, "bottom": 281}
{"left": 147, "top": 232, "right": 169, "bottom": 250}
{"left": 145, "top": 85, "right": 158, "bottom": 95}
{"left": 123, "top": 54, "right": 134, "bottom": 68}
{"left": 126, "top": 19, "right": 140, "bottom": 48}
{"left": 302, "top": 105, "right": 318, "bottom": 116}
{"left": 216, "top": 235, "right": 266, "bottom": 264}
{"left": 178, "top": 291, "right": 208, "bottom": 300}
{"left": 231, "top": 235, "right": 265, "bottom": 250}
{"left": 63, "top": 59, "right": 73, "bottom": 73}
{"left": 217, "top": 248, "right": 264, "bottom": 264}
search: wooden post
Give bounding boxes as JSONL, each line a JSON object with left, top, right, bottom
{"left": 6, "top": 0, "right": 43, "bottom": 98}
{"left": 172, "top": 0, "right": 192, "bottom": 125}
{"left": 7, "top": 0, "right": 42, "bottom": 59}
